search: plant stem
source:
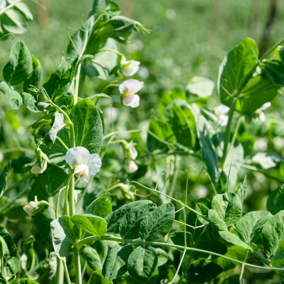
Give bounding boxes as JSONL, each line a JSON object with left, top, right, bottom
{"left": 0, "top": 0, "right": 21, "bottom": 15}
{"left": 221, "top": 99, "right": 236, "bottom": 168}
{"left": 229, "top": 115, "right": 242, "bottom": 152}
{"left": 57, "top": 259, "right": 64, "bottom": 284}
{"left": 68, "top": 176, "right": 75, "bottom": 216}
{"left": 63, "top": 261, "right": 71, "bottom": 284}
{"left": 77, "top": 235, "right": 274, "bottom": 271}
{"left": 56, "top": 137, "right": 69, "bottom": 151}
{"left": 97, "top": 48, "right": 124, "bottom": 57}
{"left": 3, "top": 174, "right": 32, "bottom": 195}
{"left": 78, "top": 74, "right": 86, "bottom": 99}
{"left": 74, "top": 247, "right": 82, "bottom": 284}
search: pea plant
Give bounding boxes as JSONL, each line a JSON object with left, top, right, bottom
{"left": 2, "top": 1, "right": 284, "bottom": 284}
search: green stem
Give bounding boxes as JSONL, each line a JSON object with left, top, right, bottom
{"left": 57, "top": 259, "right": 64, "bottom": 284}
{"left": 241, "top": 164, "right": 284, "bottom": 184}
{"left": 221, "top": 99, "right": 236, "bottom": 168}
{"left": 78, "top": 74, "right": 86, "bottom": 99}
{"left": 253, "top": 250, "right": 271, "bottom": 266}
{"left": 56, "top": 186, "right": 66, "bottom": 219}
{"left": 74, "top": 247, "right": 82, "bottom": 284}
{"left": 63, "top": 261, "right": 71, "bottom": 284}
{"left": 0, "top": 0, "right": 21, "bottom": 15}
{"left": 77, "top": 235, "right": 273, "bottom": 270}
{"left": 229, "top": 115, "right": 241, "bottom": 151}
{"left": 168, "top": 156, "right": 179, "bottom": 199}
{"left": 68, "top": 176, "right": 75, "bottom": 216}
{"left": 97, "top": 48, "right": 124, "bottom": 57}
{"left": 56, "top": 137, "right": 69, "bottom": 152}
{"left": 3, "top": 174, "right": 32, "bottom": 195}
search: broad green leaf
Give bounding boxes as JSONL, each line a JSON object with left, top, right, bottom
{"left": 0, "top": 161, "right": 11, "bottom": 198}
{"left": 43, "top": 55, "right": 70, "bottom": 100}
{"left": 223, "top": 142, "right": 243, "bottom": 188}
{"left": 235, "top": 75, "right": 279, "bottom": 114}
{"left": 263, "top": 60, "right": 284, "bottom": 86}
{"left": 195, "top": 203, "right": 209, "bottom": 225}
{"left": 252, "top": 152, "right": 282, "bottom": 169}
{"left": 267, "top": 185, "right": 284, "bottom": 215}
{"left": 3, "top": 41, "right": 32, "bottom": 85}
{"left": 105, "top": 200, "right": 152, "bottom": 234}
{"left": 218, "top": 38, "right": 258, "bottom": 106}
{"left": 89, "top": 0, "right": 106, "bottom": 15}
{"left": 88, "top": 270, "right": 112, "bottom": 284}
{"left": 28, "top": 113, "right": 53, "bottom": 131}
{"left": 0, "top": 226, "right": 20, "bottom": 279}
{"left": 102, "top": 243, "right": 133, "bottom": 280}
{"left": 2, "top": 9, "right": 27, "bottom": 34}
{"left": 23, "top": 55, "right": 42, "bottom": 92}
{"left": 186, "top": 76, "right": 215, "bottom": 97}
{"left": 14, "top": 3, "right": 33, "bottom": 21}
{"left": 147, "top": 117, "right": 175, "bottom": 152}
{"left": 263, "top": 211, "right": 284, "bottom": 259}
{"left": 197, "top": 115, "right": 219, "bottom": 183}
{"left": 9, "top": 279, "right": 39, "bottom": 284}
{"left": 219, "top": 231, "right": 252, "bottom": 251}
{"left": 208, "top": 209, "right": 228, "bottom": 231}
{"left": 156, "top": 248, "right": 168, "bottom": 267}
{"left": 50, "top": 216, "right": 80, "bottom": 261}
{"left": 20, "top": 236, "right": 36, "bottom": 273}
{"left": 86, "top": 193, "right": 112, "bottom": 218}
{"left": 0, "top": 81, "right": 23, "bottom": 109}
{"left": 139, "top": 203, "right": 175, "bottom": 241}
{"left": 71, "top": 214, "right": 107, "bottom": 237}
{"left": 127, "top": 246, "right": 158, "bottom": 282}
{"left": 119, "top": 203, "right": 157, "bottom": 239}
{"left": 163, "top": 103, "right": 195, "bottom": 148}
{"left": 170, "top": 231, "right": 192, "bottom": 248}
{"left": 235, "top": 211, "right": 272, "bottom": 243}
{"left": 49, "top": 112, "right": 66, "bottom": 143}
{"left": 211, "top": 193, "right": 242, "bottom": 226}
{"left": 99, "top": 16, "right": 135, "bottom": 44}
{"left": 83, "top": 240, "right": 108, "bottom": 271}
{"left": 275, "top": 46, "right": 284, "bottom": 67}
{"left": 186, "top": 259, "right": 222, "bottom": 283}
{"left": 197, "top": 241, "right": 227, "bottom": 259}
{"left": 70, "top": 98, "right": 103, "bottom": 154}
{"left": 236, "top": 176, "right": 247, "bottom": 204}
{"left": 21, "top": 92, "right": 39, "bottom": 112}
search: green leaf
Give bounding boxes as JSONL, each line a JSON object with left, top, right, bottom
{"left": 219, "top": 231, "right": 252, "bottom": 251}
{"left": 267, "top": 185, "right": 284, "bottom": 215}
{"left": 197, "top": 241, "right": 227, "bottom": 259}
{"left": 263, "top": 60, "right": 284, "bottom": 86}
{"left": 50, "top": 216, "right": 80, "bottom": 261}
{"left": 102, "top": 243, "right": 133, "bottom": 280}
{"left": 88, "top": 270, "right": 112, "bottom": 284}
{"left": 195, "top": 203, "right": 209, "bottom": 226}
{"left": 186, "top": 259, "right": 222, "bottom": 283}
{"left": 236, "top": 176, "right": 247, "bottom": 204}
{"left": 235, "top": 211, "right": 273, "bottom": 243}
{"left": 0, "top": 161, "right": 11, "bottom": 198}
{"left": 3, "top": 41, "right": 32, "bottom": 85}
{"left": 119, "top": 203, "right": 156, "bottom": 239}
{"left": 21, "top": 92, "right": 39, "bottom": 112}
{"left": 218, "top": 38, "right": 258, "bottom": 107}
{"left": 105, "top": 200, "right": 152, "bottom": 234}
{"left": 263, "top": 211, "right": 284, "bottom": 259}
{"left": 43, "top": 55, "right": 71, "bottom": 100}
{"left": 139, "top": 203, "right": 175, "bottom": 241}
{"left": 49, "top": 112, "right": 66, "bottom": 143}
{"left": 170, "top": 231, "right": 192, "bottom": 248}
{"left": 28, "top": 113, "right": 53, "bottom": 131}
{"left": 86, "top": 193, "right": 112, "bottom": 218}
{"left": 163, "top": 103, "right": 195, "bottom": 148}
{"left": 197, "top": 115, "right": 219, "bottom": 183}
{"left": 99, "top": 16, "right": 135, "bottom": 44}
{"left": 156, "top": 248, "right": 168, "bottom": 267}
{"left": 83, "top": 240, "right": 108, "bottom": 271}
{"left": 71, "top": 214, "right": 107, "bottom": 237}
{"left": 2, "top": 9, "right": 27, "bottom": 34}
{"left": 14, "top": 3, "right": 33, "bottom": 21}
{"left": 0, "top": 226, "right": 20, "bottom": 279}
{"left": 211, "top": 193, "right": 242, "bottom": 226}
{"left": 70, "top": 98, "right": 103, "bottom": 154}
{"left": 127, "top": 246, "right": 158, "bottom": 282}
{"left": 9, "top": 279, "right": 39, "bottom": 284}
{"left": 0, "top": 81, "right": 23, "bottom": 109}
{"left": 89, "top": 0, "right": 106, "bottom": 15}
{"left": 275, "top": 46, "right": 284, "bottom": 67}
{"left": 23, "top": 55, "right": 42, "bottom": 92}
{"left": 186, "top": 76, "right": 215, "bottom": 97}
{"left": 252, "top": 152, "right": 282, "bottom": 169}
{"left": 223, "top": 142, "right": 243, "bottom": 188}
{"left": 147, "top": 117, "right": 175, "bottom": 152}
{"left": 235, "top": 75, "right": 279, "bottom": 114}
{"left": 208, "top": 209, "right": 228, "bottom": 231}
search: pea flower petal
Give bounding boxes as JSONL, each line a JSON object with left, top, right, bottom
{"left": 88, "top": 153, "right": 102, "bottom": 175}
{"left": 126, "top": 160, "right": 138, "bottom": 173}
{"left": 65, "top": 146, "right": 90, "bottom": 168}
{"left": 123, "top": 94, "right": 140, "bottom": 108}
{"left": 119, "top": 79, "right": 144, "bottom": 97}
{"left": 121, "top": 59, "right": 140, "bottom": 76}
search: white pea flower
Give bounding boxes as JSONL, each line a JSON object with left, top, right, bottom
{"left": 65, "top": 147, "right": 102, "bottom": 182}
{"left": 126, "top": 141, "right": 138, "bottom": 160}
{"left": 119, "top": 79, "right": 144, "bottom": 108}
{"left": 252, "top": 102, "right": 271, "bottom": 123}
{"left": 23, "top": 196, "right": 52, "bottom": 216}
{"left": 31, "top": 160, "right": 47, "bottom": 174}
{"left": 121, "top": 58, "right": 140, "bottom": 76}
{"left": 214, "top": 104, "right": 230, "bottom": 126}
{"left": 126, "top": 160, "right": 138, "bottom": 174}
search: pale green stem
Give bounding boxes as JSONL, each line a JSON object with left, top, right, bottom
{"left": 63, "top": 261, "right": 71, "bottom": 284}
{"left": 77, "top": 235, "right": 274, "bottom": 270}
{"left": 229, "top": 115, "right": 241, "bottom": 152}
{"left": 56, "top": 137, "right": 69, "bottom": 152}
{"left": 3, "top": 174, "right": 32, "bottom": 195}
{"left": 68, "top": 176, "right": 75, "bottom": 216}
{"left": 56, "top": 186, "right": 66, "bottom": 219}
{"left": 97, "top": 48, "right": 124, "bottom": 57}
{"left": 103, "top": 129, "right": 141, "bottom": 140}
{"left": 0, "top": 0, "right": 21, "bottom": 15}
{"left": 168, "top": 156, "right": 179, "bottom": 199}
{"left": 74, "top": 247, "right": 82, "bottom": 284}
{"left": 57, "top": 259, "right": 64, "bottom": 284}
